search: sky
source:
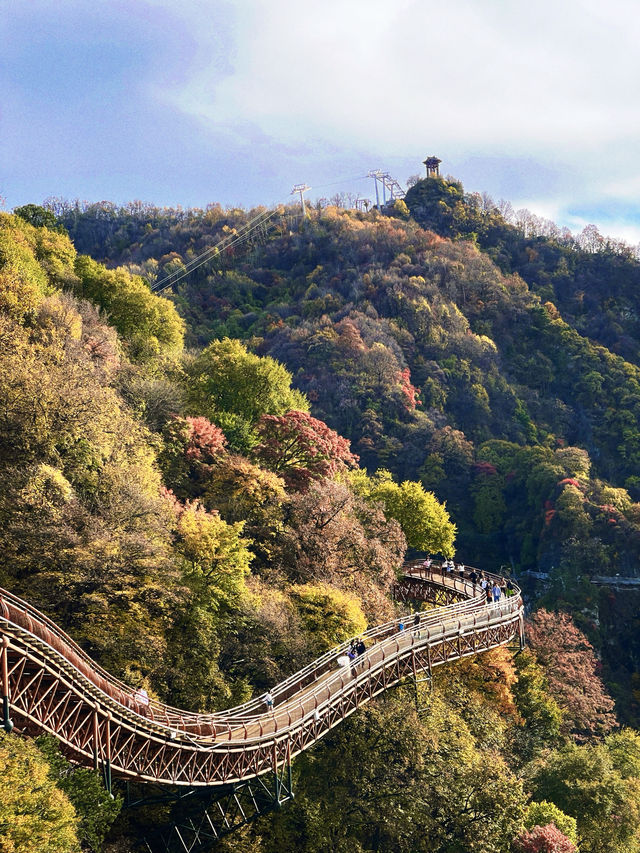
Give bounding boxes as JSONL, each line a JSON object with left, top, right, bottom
{"left": 2, "top": 0, "right": 640, "bottom": 243}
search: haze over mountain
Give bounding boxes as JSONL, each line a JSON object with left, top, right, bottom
{"left": 3, "top": 0, "right": 640, "bottom": 242}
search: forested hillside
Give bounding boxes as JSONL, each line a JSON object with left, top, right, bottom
{"left": 3, "top": 185, "right": 640, "bottom": 852}
{"left": 49, "top": 186, "right": 640, "bottom": 716}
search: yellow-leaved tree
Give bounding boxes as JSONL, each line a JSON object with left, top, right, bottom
{"left": 74, "top": 255, "right": 184, "bottom": 359}
{"left": 0, "top": 732, "right": 80, "bottom": 853}
{"left": 349, "top": 469, "right": 456, "bottom": 556}
{"left": 289, "top": 582, "right": 367, "bottom": 655}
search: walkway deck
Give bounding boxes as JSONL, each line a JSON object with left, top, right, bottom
{"left": 0, "top": 564, "right": 523, "bottom": 787}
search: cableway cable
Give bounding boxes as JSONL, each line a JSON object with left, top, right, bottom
{"left": 150, "top": 207, "right": 281, "bottom": 293}
{"left": 151, "top": 217, "right": 277, "bottom": 294}
{"left": 151, "top": 207, "right": 279, "bottom": 291}
{"left": 309, "top": 174, "right": 369, "bottom": 191}
{"left": 149, "top": 170, "right": 395, "bottom": 294}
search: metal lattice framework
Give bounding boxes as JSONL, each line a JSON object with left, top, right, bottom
{"left": 0, "top": 563, "right": 523, "bottom": 790}
{"left": 128, "top": 771, "right": 294, "bottom": 852}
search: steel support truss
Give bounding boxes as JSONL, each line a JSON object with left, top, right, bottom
{"left": 0, "top": 566, "right": 524, "bottom": 789}
{"left": 133, "top": 761, "right": 293, "bottom": 852}
{"left": 393, "top": 576, "right": 465, "bottom": 607}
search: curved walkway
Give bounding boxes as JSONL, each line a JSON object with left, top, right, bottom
{"left": 0, "top": 563, "right": 523, "bottom": 787}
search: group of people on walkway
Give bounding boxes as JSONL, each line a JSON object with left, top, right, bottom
{"left": 475, "top": 572, "right": 516, "bottom": 602}
{"left": 422, "top": 556, "right": 516, "bottom": 602}
{"left": 261, "top": 556, "right": 517, "bottom": 718}
{"left": 347, "top": 637, "right": 367, "bottom": 662}
{"left": 333, "top": 638, "right": 368, "bottom": 674}
{"left": 466, "top": 569, "right": 514, "bottom": 602}
{"left": 397, "top": 612, "right": 423, "bottom": 636}
{"left": 422, "top": 555, "right": 467, "bottom": 577}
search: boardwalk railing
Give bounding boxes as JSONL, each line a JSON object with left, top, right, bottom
{"left": 0, "top": 563, "right": 523, "bottom": 787}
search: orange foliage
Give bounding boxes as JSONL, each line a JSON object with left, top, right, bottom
{"left": 527, "top": 609, "right": 617, "bottom": 739}
{"left": 456, "top": 647, "right": 519, "bottom": 719}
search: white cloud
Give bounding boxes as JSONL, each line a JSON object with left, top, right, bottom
{"left": 145, "top": 0, "right": 640, "bottom": 240}
{"left": 160, "top": 0, "right": 640, "bottom": 155}
{"left": 7, "top": 0, "right": 639, "bottom": 236}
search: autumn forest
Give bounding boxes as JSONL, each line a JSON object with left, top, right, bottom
{"left": 3, "top": 176, "right": 640, "bottom": 852}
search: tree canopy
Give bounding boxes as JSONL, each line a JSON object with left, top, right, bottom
{"left": 0, "top": 732, "right": 80, "bottom": 853}
{"left": 254, "top": 409, "right": 358, "bottom": 490}
{"left": 351, "top": 470, "right": 457, "bottom": 556}
{"left": 185, "top": 337, "right": 309, "bottom": 451}
{"left": 526, "top": 609, "right": 616, "bottom": 739}
{"left": 74, "top": 255, "right": 185, "bottom": 358}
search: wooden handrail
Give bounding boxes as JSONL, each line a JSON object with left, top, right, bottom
{"left": 0, "top": 562, "right": 523, "bottom": 786}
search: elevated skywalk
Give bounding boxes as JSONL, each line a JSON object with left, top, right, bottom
{"left": 0, "top": 563, "right": 523, "bottom": 788}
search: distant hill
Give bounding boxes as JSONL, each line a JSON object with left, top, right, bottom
{"left": 5, "top": 196, "right": 640, "bottom": 851}
{"left": 45, "top": 189, "right": 640, "bottom": 720}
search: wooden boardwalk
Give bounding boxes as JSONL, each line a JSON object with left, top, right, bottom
{"left": 0, "top": 563, "right": 523, "bottom": 787}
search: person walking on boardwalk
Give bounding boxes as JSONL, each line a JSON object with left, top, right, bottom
{"left": 134, "top": 687, "right": 150, "bottom": 716}
{"left": 264, "top": 691, "right": 274, "bottom": 712}
{"left": 492, "top": 582, "right": 502, "bottom": 602}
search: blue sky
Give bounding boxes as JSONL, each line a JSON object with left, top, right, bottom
{"left": 2, "top": 0, "right": 640, "bottom": 243}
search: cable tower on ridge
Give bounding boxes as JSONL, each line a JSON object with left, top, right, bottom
{"left": 149, "top": 166, "right": 409, "bottom": 293}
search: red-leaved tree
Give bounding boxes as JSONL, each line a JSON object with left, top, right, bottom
{"left": 398, "top": 367, "right": 420, "bottom": 410}
{"left": 512, "top": 823, "right": 577, "bottom": 853}
{"left": 253, "top": 410, "right": 359, "bottom": 490}
{"left": 526, "top": 609, "right": 616, "bottom": 739}
{"left": 160, "top": 415, "right": 226, "bottom": 498}
{"left": 183, "top": 416, "right": 226, "bottom": 461}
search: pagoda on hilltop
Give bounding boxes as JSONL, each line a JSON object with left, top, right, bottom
{"left": 423, "top": 155, "right": 441, "bottom": 178}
